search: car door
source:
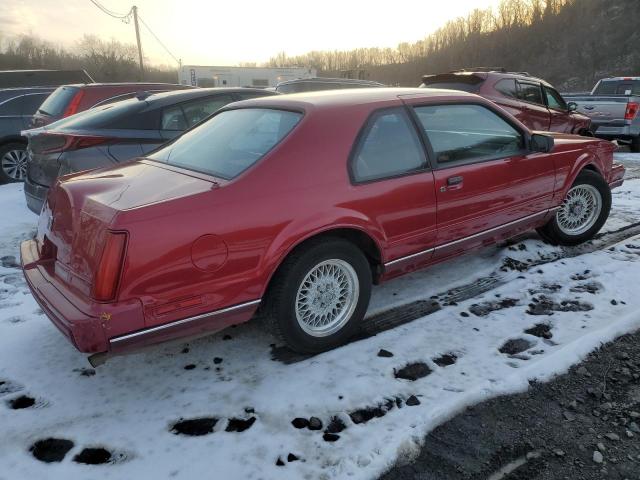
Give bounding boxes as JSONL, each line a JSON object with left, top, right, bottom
{"left": 348, "top": 107, "right": 438, "bottom": 270}
{"left": 409, "top": 102, "right": 556, "bottom": 261}
{"left": 543, "top": 85, "right": 573, "bottom": 133}
{"left": 516, "top": 80, "right": 551, "bottom": 131}
{"left": 160, "top": 94, "right": 235, "bottom": 141}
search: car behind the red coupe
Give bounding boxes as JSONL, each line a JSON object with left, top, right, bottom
{"left": 21, "top": 88, "right": 624, "bottom": 365}
{"left": 23, "top": 87, "right": 276, "bottom": 214}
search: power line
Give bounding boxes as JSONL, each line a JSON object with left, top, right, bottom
{"left": 138, "top": 14, "right": 180, "bottom": 65}
{"left": 88, "top": 0, "right": 132, "bottom": 22}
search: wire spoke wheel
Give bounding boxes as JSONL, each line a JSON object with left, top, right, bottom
{"left": 295, "top": 259, "right": 359, "bottom": 337}
{"left": 556, "top": 184, "right": 602, "bottom": 236}
{"left": 1, "top": 149, "right": 27, "bottom": 181}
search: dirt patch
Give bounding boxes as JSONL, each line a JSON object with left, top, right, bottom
{"left": 500, "top": 257, "right": 529, "bottom": 272}
{"left": 0, "top": 255, "right": 19, "bottom": 268}
{"left": 499, "top": 338, "right": 535, "bottom": 355}
{"left": 394, "top": 362, "right": 432, "bottom": 381}
{"left": 225, "top": 417, "right": 256, "bottom": 433}
{"left": 433, "top": 353, "right": 458, "bottom": 367}
{"left": 524, "top": 323, "right": 553, "bottom": 339}
{"left": 325, "top": 416, "right": 346, "bottom": 434}
{"left": 171, "top": 417, "right": 218, "bottom": 436}
{"left": 8, "top": 395, "right": 35, "bottom": 409}
{"left": 469, "top": 298, "right": 519, "bottom": 317}
{"left": 0, "top": 379, "right": 22, "bottom": 397}
{"left": 30, "top": 438, "right": 74, "bottom": 463}
{"left": 73, "top": 447, "right": 112, "bottom": 465}
{"left": 378, "top": 349, "right": 394, "bottom": 358}
{"left": 570, "top": 282, "right": 602, "bottom": 294}
{"left": 526, "top": 296, "right": 593, "bottom": 315}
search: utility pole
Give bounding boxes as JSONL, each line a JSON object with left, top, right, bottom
{"left": 132, "top": 5, "right": 144, "bottom": 80}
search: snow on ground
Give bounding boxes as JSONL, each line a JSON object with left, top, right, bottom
{"left": 1, "top": 154, "right": 640, "bottom": 479}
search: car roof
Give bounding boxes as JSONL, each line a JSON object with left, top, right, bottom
{"left": 62, "top": 82, "right": 189, "bottom": 89}
{"left": 130, "top": 87, "right": 274, "bottom": 107}
{"left": 423, "top": 71, "right": 553, "bottom": 88}
{"left": 228, "top": 87, "right": 476, "bottom": 111}
{"left": 277, "top": 77, "right": 385, "bottom": 86}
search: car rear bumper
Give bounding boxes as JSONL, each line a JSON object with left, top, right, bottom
{"left": 24, "top": 178, "right": 48, "bottom": 215}
{"left": 21, "top": 238, "right": 260, "bottom": 358}
{"left": 593, "top": 124, "right": 640, "bottom": 140}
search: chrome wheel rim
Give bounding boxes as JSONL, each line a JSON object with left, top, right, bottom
{"left": 1, "top": 148, "right": 27, "bottom": 180}
{"left": 556, "top": 184, "right": 602, "bottom": 236}
{"left": 295, "top": 259, "right": 359, "bottom": 337}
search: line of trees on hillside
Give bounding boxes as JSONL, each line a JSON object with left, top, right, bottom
{"left": 267, "top": 0, "right": 640, "bottom": 90}
{"left": 0, "top": 34, "right": 177, "bottom": 83}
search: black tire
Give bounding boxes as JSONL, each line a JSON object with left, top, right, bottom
{"left": 0, "top": 142, "right": 27, "bottom": 183}
{"left": 263, "top": 237, "right": 372, "bottom": 353}
{"left": 578, "top": 129, "right": 595, "bottom": 137}
{"left": 537, "top": 170, "right": 611, "bottom": 246}
{"left": 630, "top": 136, "right": 640, "bottom": 153}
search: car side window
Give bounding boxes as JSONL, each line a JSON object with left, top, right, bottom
{"left": 517, "top": 81, "right": 544, "bottom": 105}
{"left": 182, "top": 95, "right": 234, "bottom": 127}
{"left": 161, "top": 105, "right": 188, "bottom": 131}
{"left": 413, "top": 104, "right": 524, "bottom": 166}
{"left": 0, "top": 96, "right": 23, "bottom": 115}
{"left": 351, "top": 108, "right": 426, "bottom": 183}
{"left": 21, "top": 94, "right": 49, "bottom": 115}
{"left": 543, "top": 86, "right": 568, "bottom": 111}
{"left": 495, "top": 79, "right": 517, "bottom": 99}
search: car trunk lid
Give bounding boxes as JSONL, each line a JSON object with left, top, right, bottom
{"left": 37, "top": 160, "right": 218, "bottom": 293}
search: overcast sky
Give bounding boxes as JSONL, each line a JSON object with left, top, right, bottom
{"left": 2, "top": 0, "right": 501, "bottom": 67}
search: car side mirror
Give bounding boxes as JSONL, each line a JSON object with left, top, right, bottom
{"left": 530, "top": 133, "right": 554, "bottom": 153}
{"left": 567, "top": 101, "right": 578, "bottom": 112}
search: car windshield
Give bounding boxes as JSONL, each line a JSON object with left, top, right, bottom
{"left": 148, "top": 108, "right": 303, "bottom": 180}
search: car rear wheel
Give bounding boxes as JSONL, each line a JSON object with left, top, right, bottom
{"left": 537, "top": 170, "right": 611, "bottom": 246}
{"left": 264, "top": 238, "right": 372, "bottom": 353}
{"left": 0, "top": 143, "right": 28, "bottom": 183}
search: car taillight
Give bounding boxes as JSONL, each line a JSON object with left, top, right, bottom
{"left": 62, "top": 90, "right": 85, "bottom": 117}
{"left": 92, "top": 232, "right": 127, "bottom": 302}
{"left": 625, "top": 102, "right": 639, "bottom": 121}
{"left": 32, "top": 133, "right": 111, "bottom": 154}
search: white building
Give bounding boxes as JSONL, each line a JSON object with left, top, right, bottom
{"left": 179, "top": 66, "right": 316, "bottom": 88}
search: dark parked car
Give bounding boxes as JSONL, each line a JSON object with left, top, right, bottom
{"left": 24, "top": 87, "right": 276, "bottom": 214}
{"left": 31, "top": 82, "right": 192, "bottom": 127}
{"left": 0, "top": 69, "right": 94, "bottom": 183}
{"left": 0, "top": 88, "right": 53, "bottom": 182}
{"left": 275, "top": 77, "right": 385, "bottom": 93}
{"left": 20, "top": 88, "right": 624, "bottom": 365}
{"left": 420, "top": 68, "right": 592, "bottom": 136}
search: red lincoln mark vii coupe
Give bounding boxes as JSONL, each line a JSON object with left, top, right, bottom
{"left": 21, "top": 88, "right": 625, "bottom": 365}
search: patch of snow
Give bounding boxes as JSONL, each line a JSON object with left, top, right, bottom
{"left": 0, "top": 177, "right": 639, "bottom": 479}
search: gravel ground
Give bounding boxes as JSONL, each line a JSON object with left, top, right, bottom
{"left": 380, "top": 329, "right": 640, "bottom": 480}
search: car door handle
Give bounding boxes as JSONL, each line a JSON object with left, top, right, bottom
{"left": 447, "top": 176, "right": 463, "bottom": 186}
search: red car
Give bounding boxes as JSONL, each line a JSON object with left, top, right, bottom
{"left": 21, "top": 89, "right": 625, "bottom": 365}
{"left": 31, "top": 82, "right": 192, "bottom": 127}
{"left": 420, "top": 69, "right": 593, "bottom": 136}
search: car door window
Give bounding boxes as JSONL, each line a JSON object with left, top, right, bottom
{"left": 495, "top": 79, "right": 518, "bottom": 99}
{"left": 543, "top": 86, "right": 568, "bottom": 111}
{"left": 182, "top": 95, "right": 234, "bottom": 127}
{"left": 21, "top": 93, "right": 49, "bottom": 115}
{"left": 517, "top": 81, "right": 544, "bottom": 105}
{"left": 0, "top": 96, "right": 23, "bottom": 116}
{"left": 351, "top": 108, "right": 426, "bottom": 182}
{"left": 414, "top": 104, "right": 524, "bottom": 166}
{"left": 161, "top": 105, "right": 188, "bottom": 131}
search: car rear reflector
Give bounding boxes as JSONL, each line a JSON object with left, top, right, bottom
{"left": 625, "top": 102, "right": 639, "bottom": 121}
{"left": 62, "top": 90, "right": 85, "bottom": 117}
{"left": 31, "top": 133, "right": 112, "bottom": 154}
{"left": 92, "top": 232, "right": 127, "bottom": 302}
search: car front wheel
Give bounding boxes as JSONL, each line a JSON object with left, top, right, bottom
{"left": 265, "top": 238, "right": 372, "bottom": 353}
{"left": 537, "top": 170, "right": 611, "bottom": 246}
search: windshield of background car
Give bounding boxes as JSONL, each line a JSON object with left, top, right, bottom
{"left": 148, "top": 108, "right": 303, "bottom": 180}
{"left": 593, "top": 80, "right": 640, "bottom": 96}
{"left": 37, "top": 86, "right": 78, "bottom": 115}
{"left": 44, "top": 98, "right": 146, "bottom": 130}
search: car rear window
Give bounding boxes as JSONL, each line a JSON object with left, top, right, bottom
{"left": 149, "top": 108, "right": 302, "bottom": 180}
{"left": 593, "top": 80, "right": 640, "bottom": 96}
{"left": 45, "top": 99, "right": 146, "bottom": 130}
{"left": 37, "top": 86, "right": 79, "bottom": 115}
